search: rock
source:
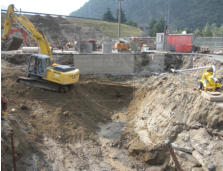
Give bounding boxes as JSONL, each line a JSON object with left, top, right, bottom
{"left": 20, "top": 105, "right": 28, "bottom": 110}
{"left": 112, "top": 156, "right": 118, "bottom": 160}
{"left": 207, "top": 164, "right": 216, "bottom": 171}
{"left": 63, "top": 111, "right": 69, "bottom": 116}
{"left": 192, "top": 151, "right": 206, "bottom": 169}
{"left": 73, "top": 122, "right": 78, "bottom": 129}
{"left": 191, "top": 167, "right": 203, "bottom": 171}
{"left": 183, "top": 134, "right": 190, "bottom": 142}
{"left": 171, "top": 143, "right": 194, "bottom": 154}
{"left": 145, "top": 166, "right": 163, "bottom": 171}
{"left": 188, "top": 121, "right": 202, "bottom": 129}
{"left": 143, "top": 153, "right": 153, "bottom": 162}
{"left": 190, "top": 128, "right": 211, "bottom": 155}
{"left": 128, "top": 139, "right": 147, "bottom": 154}
{"left": 175, "top": 150, "right": 200, "bottom": 166}
{"left": 54, "top": 107, "right": 62, "bottom": 115}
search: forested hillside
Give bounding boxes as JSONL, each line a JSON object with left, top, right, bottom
{"left": 70, "top": 0, "right": 223, "bottom": 31}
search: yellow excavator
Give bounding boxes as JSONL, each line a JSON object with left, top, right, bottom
{"left": 2, "top": 4, "right": 80, "bottom": 92}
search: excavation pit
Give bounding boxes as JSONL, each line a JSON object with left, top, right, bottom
{"left": 2, "top": 52, "right": 223, "bottom": 170}
{"left": 2, "top": 60, "right": 140, "bottom": 170}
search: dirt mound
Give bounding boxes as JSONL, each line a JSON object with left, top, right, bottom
{"left": 1, "top": 12, "right": 106, "bottom": 50}
{"left": 1, "top": 37, "right": 23, "bottom": 51}
{"left": 122, "top": 55, "right": 223, "bottom": 170}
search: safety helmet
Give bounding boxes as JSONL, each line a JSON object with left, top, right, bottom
{"left": 207, "top": 67, "right": 213, "bottom": 72}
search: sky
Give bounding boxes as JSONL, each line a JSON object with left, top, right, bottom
{"left": 0, "top": 0, "right": 89, "bottom": 15}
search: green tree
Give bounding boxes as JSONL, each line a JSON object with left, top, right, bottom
{"left": 148, "top": 19, "right": 156, "bottom": 36}
{"left": 116, "top": 8, "right": 127, "bottom": 23}
{"left": 194, "top": 24, "right": 223, "bottom": 37}
{"left": 219, "top": 24, "right": 223, "bottom": 36}
{"left": 202, "top": 24, "right": 213, "bottom": 37}
{"left": 149, "top": 18, "right": 166, "bottom": 36}
{"left": 194, "top": 28, "right": 202, "bottom": 37}
{"left": 210, "top": 23, "right": 219, "bottom": 37}
{"left": 125, "top": 19, "right": 138, "bottom": 27}
{"left": 102, "top": 8, "right": 115, "bottom": 22}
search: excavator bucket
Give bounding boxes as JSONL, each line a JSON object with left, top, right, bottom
{"left": 1, "top": 37, "right": 23, "bottom": 51}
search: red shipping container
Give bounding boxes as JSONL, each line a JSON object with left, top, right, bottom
{"left": 167, "top": 34, "right": 193, "bottom": 53}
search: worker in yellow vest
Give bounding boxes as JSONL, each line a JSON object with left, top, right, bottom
{"left": 199, "top": 66, "right": 222, "bottom": 91}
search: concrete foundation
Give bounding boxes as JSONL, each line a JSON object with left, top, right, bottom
{"left": 73, "top": 53, "right": 135, "bottom": 74}
{"left": 73, "top": 53, "right": 165, "bottom": 74}
{"left": 146, "top": 54, "right": 164, "bottom": 73}
{"left": 1, "top": 51, "right": 166, "bottom": 75}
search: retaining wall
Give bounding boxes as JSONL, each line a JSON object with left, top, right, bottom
{"left": 73, "top": 53, "right": 135, "bottom": 74}
{"left": 73, "top": 53, "right": 165, "bottom": 74}
{"left": 1, "top": 51, "right": 166, "bottom": 75}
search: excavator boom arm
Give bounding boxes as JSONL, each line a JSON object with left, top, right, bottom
{"left": 2, "top": 4, "right": 53, "bottom": 61}
{"left": 2, "top": 5, "right": 15, "bottom": 40}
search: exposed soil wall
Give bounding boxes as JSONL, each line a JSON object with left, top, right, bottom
{"left": 122, "top": 55, "right": 223, "bottom": 170}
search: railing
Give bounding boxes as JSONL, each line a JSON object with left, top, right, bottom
{"left": 194, "top": 37, "right": 223, "bottom": 48}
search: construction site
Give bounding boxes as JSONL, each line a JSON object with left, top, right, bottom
{"left": 1, "top": 4, "right": 223, "bottom": 171}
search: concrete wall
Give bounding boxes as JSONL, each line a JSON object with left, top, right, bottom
{"left": 73, "top": 53, "right": 165, "bottom": 75}
{"left": 147, "top": 54, "right": 165, "bottom": 73}
{"left": 73, "top": 53, "right": 135, "bottom": 74}
{"left": 1, "top": 51, "right": 166, "bottom": 75}
{"left": 134, "top": 53, "right": 165, "bottom": 73}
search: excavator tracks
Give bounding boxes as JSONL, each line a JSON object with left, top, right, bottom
{"left": 17, "top": 76, "right": 71, "bottom": 93}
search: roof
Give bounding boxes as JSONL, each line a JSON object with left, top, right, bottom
{"left": 168, "top": 34, "right": 194, "bottom": 36}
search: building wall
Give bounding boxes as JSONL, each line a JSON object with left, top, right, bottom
{"left": 167, "top": 34, "right": 193, "bottom": 52}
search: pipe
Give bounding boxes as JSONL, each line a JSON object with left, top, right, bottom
{"left": 211, "top": 65, "right": 216, "bottom": 80}
{"left": 171, "top": 66, "right": 212, "bottom": 73}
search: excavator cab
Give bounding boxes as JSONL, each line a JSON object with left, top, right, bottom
{"left": 27, "top": 54, "right": 50, "bottom": 78}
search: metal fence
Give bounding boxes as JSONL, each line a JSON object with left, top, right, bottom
{"left": 193, "top": 37, "right": 223, "bottom": 48}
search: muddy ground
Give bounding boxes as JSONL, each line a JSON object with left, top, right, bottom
{"left": 1, "top": 54, "right": 223, "bottom": 171}
{"left": 1, "top": 59, "right": 148, "bottom": 171}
